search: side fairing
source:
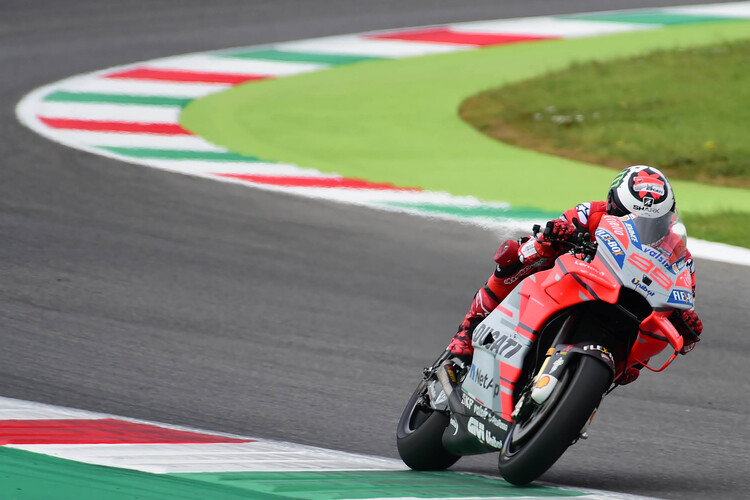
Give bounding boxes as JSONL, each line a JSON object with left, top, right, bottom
{"left": 463, "top": 288, "right": 529, "bottom": 425}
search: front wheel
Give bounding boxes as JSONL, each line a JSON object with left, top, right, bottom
{"left": 396, "top": 382, "right": 460, "bottom": 470}
{"left": 498, "top": 356, "right": 611, "bottom": 485}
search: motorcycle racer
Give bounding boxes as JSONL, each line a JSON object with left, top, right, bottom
{"left": 447, "top": 166, "right": 703, "bottom": 384}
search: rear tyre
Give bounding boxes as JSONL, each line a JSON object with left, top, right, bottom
{"left": 498, "top": 356, "right": 611, "bottom": 485}
{"left": 396, "top": 382, "right": 460, "bottom": 470}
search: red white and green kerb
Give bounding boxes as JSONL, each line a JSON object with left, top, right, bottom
{"left": 0, "top": 396, "right": 656, "bottom": 499}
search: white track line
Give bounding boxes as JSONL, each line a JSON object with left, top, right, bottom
{"left": 45, "top": 130, "right": 225, "bottom": 150}
{"left": 144, "top": 54, "right": 327, "bottom": 76}
{"left": 669, "top": 2, "right": 750, "bottom": 16}
{"left": 56, "top": 77, "right": 230, "bottom": 98}
{"left": 8, "top": 442, "right": 407, "bottom": 474}
{"left": 36, "top": 102, "right": 182, "bottom": 122}
{"left": 276, "top": 35, "right": 473, "bottom": 57}
{"left": 450, "top": 17, "right": 658, "bottom": 37}
{"left": 145, "top": 159, "right": 333, "bottom": 176}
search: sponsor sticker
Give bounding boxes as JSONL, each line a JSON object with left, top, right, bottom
{"left": 535, "top": 375, "right": 551, "bottom": 389}
{"left": 596, "top": 228, "right": 626, "bottom": 267}
{"left": 622, "top": 218, "right": 641, "bottom": 248}
{"left": 668, "top": 289, "right": 694, "bottom": 307}
{"left": 631, "top": 277, "right": 656, "bottom": 297}
{"left": 467, "top": 417, "right": 503, "bottom": 449}
{"left": 468, "top": 364, "right": 494, "bottom": 391}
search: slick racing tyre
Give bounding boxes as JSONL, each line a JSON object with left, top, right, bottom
{"left": 396, "top": 382, "right": 460, "bottom": 470}
{"left": 498, "top": 356, "right": 611, "bottom": 485}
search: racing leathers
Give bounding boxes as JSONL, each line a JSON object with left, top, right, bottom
{"left": 447, "top": 201, "right": 702, "bottom": 380}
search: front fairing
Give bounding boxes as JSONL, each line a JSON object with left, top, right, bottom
{"left": 595, "top": 213, "right": 693, "bottom": 310}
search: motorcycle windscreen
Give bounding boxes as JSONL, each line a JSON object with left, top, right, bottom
{"left": 630, "top": 210, "right": 687, "bottom": 263}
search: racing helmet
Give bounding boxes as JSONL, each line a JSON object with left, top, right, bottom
{"left": 606, "top": 165, "right": 675, "bottom": 218}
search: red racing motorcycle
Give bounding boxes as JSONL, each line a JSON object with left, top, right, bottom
{"left": 396, "top": 212, "right": 699, "bottom": 485}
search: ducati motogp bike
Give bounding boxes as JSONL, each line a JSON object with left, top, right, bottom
{"left": 396, "top": 212, "right": 699, "bottom": 485}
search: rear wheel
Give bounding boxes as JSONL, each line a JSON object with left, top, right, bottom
{"left": 396, "top": 382, "right": 460, "bottom": 470}
{"left": 498, "top": 356, "right": 611, "bottom": 485}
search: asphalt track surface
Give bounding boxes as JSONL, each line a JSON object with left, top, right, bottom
{"left": 1, "top": 1, "right": 748, "bottom": 499}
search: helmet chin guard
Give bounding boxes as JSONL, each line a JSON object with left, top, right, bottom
{"left": 607, "top": 165, "right": 675, "bottom": 219}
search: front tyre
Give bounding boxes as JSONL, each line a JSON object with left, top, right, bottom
{"left": 498, "top": 356, "right": 611, "bottom": 485}
{"left": 396, "top": 382, "right": 460, "bottom": 470}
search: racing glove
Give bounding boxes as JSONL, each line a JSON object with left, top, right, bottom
{"left": 541, "top": 219, "right": 577, "bottom": 243}
{"left": 518, "top": 237, "right": 556, "bottom": 266}
{"left": 520, "top": 219, "right": 576, "bottom": 266}
{"left": 671, "top": 309, "right": 703, "bottom": 354}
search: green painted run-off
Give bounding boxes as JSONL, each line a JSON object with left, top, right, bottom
{"left": 0, "top": 447, "right": 249, "bottom": 500}
{"left": 0, "top": 447, "right": 591, "bottom": 500}
{"left": 174, "top": 470, "right": 589, "bottom": 499}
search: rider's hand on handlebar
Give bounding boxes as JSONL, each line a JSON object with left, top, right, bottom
{"left": 523, "top": 219, "right": 580, "bottom": 265}
{"left": 672, "top": 309, "right": 703, "bottom": 354}
{"left": 519, "top": 237, "right": 556, "bottom": 264}
{"left": 539, "top": 219, "right": 576, "bottom": 243}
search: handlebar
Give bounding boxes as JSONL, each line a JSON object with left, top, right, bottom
{"left": 532, "top": 222, "right": 598, "bottom": 263}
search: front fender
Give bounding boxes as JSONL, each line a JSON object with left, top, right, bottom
{"left": 529, "top": 343, "right": 615, "bottom": 405}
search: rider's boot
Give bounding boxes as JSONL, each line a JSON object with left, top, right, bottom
{"left": 447, "top": 329, "right": 474, "bottom": 365}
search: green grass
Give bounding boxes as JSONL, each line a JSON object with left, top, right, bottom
{"left": 460, "top": 39, "right": 750, "bottom": 187}
{"left": 181, "top": 20, "right": 750, "bottom": 246}
{"left": 681, "top": 211, "right": 750, "bottom": 249}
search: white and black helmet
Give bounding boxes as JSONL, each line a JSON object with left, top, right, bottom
{"left": 606, "top": 165, "right": 675, "bottom": 218}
